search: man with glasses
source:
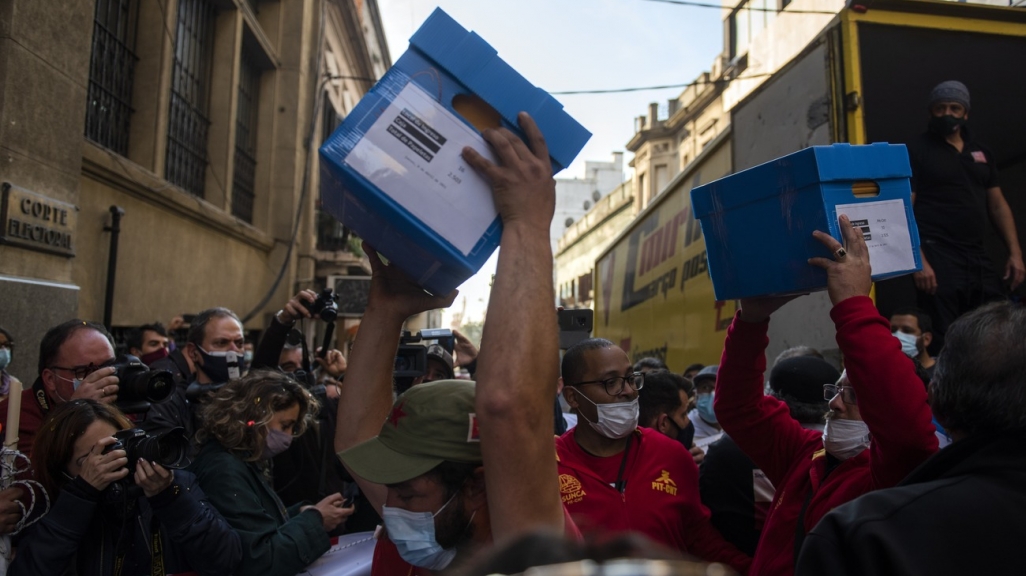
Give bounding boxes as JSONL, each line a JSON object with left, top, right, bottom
{"left": 713, "top": 214, "right": 938, "bottom": 575}
{"left": 0, "top": 319, "right": 119, "bottom": 457}
{"left": 556, "top": 339, "right": 750, "bottom": 572}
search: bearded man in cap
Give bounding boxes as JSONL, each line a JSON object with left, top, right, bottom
{"left": 908, "top": 80, "right": 1024, "bottom": 350}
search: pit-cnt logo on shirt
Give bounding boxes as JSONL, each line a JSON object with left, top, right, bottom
{"left": 651, "top": 470, "right": 678, "bottom": 496}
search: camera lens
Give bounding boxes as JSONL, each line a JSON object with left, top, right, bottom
{"left": 135, "top": 428, "right": 190, "bottom": 469}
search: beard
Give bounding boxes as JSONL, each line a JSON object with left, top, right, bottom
{"left": 434, "top": 491, "right": 475, "bottom": 551}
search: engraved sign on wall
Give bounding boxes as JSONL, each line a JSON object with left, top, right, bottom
{"left": 0, "top": 183, "right": 78, "bottom": 257}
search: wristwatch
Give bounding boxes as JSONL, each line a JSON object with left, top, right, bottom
{"left": 275, "top": 309, "right": 295, "bottom": 325}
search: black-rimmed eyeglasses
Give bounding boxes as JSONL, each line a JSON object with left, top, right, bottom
{"left": 570, "top": 372, "right": 645, "bottom": 396}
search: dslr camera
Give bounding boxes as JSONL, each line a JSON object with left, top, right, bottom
{"left": 302, "top": 288, "right": 339, "bottom": 323}
{"left": 102, "top": 427, "right": 191, "bottom": 490}
{"left": 111, "top": 354, "right": 175, "bottom": 414}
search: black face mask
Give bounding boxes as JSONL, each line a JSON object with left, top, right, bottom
{"left": 928, "top": 114, "right": 965, "bottom": 137}
{"left": 676, "top": 418, "right": 696, "bottom": 450}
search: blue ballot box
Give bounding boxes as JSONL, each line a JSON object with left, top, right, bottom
{"left": 691, "top": 143, "right": 921, "bottom": 301}
{"left": 319, "top": 8, "right": 590, "bottom": 295}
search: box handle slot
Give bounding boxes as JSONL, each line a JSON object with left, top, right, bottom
{"left": 452, "top": 94, "right": 502, "bottom": 132}
{"left": 851, "top": 181, "right": 880, "bottom": 198}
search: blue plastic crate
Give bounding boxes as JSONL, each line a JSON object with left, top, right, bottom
{"left": 691, "top": 143, "right": 921, "bottom": 300}
{"left": 319, "top": 8, "right": 590, "bottom": 295}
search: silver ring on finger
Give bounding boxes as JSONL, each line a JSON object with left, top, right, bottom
{"left": 834, "top": 247, "right": 847, "bottom": 260}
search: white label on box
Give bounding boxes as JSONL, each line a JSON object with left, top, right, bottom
{"left": 835, "top": 199, "right": 915, "bottom": 276}
{"left": 344, "top": 82, "right": 499, "bottom": 256}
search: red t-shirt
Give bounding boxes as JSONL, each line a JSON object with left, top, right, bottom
{"left": 555, "top": 427, "right": 750, "bottom": 573}
{"left": 370, "top": 505, "right": 581, "bottom": 576}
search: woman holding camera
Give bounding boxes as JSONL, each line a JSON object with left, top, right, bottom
{"left": 189, "top": 369, "right": 353, "bottom": 576}
{"left": 10, "top": 399, "right": 241, "bottom": 576}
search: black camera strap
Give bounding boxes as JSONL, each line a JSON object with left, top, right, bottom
{"left": 31, "top": 378, "right": 52, "bottom": 415}
{"left": 112, "top": 513, "right": 164, "bottom": 576}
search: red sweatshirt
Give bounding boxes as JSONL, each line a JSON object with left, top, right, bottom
{"left": 555, "top": 427, "right": 751, "bottom": 573}
{"left": 715, "top": 296, "right": 938, "bottom": 576}
{"left": 0, "top": 385, "right": 48, "bottom": 458}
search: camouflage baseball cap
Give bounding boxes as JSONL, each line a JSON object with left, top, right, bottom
{"left": 338, "top": 379, "right": 482, "bottom": 485}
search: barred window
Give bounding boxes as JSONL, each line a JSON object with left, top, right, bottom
{"left": 85, "top": 0, "right": 138, "bottom": 155}
{"left": 166, "top": 0, "right": 216, "bottom": 197}
{"left": 317, "top": 95, "right": 349, "bottom": 251}
{"left": 232, "top": 51, "right": 260, "bottom": 223}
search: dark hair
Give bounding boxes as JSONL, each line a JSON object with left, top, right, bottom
{"left": 187, "top": 307, "right": 241, "bottom": 348}
{"left": 638, "top": 370, "right": 685, "bottom": 427}
{"left": 126, "top": 323, "right": 167, "bottom": 352}
{"left": 457, "top": 530, "right": 685, "bottom": 576}
{"left": 891, "top": 307, "right": 933, "bottom": 335}
{"left": 931, "top": 301, "right": 1026, "bottom": 435}
{"left": 683, "top": 363, "right": 705, "bottom": 375}
{"left": 32, "top": 399, "right": 132, "bottom": 498}
{"left": 0, "top": 326, "right": 12, "bottom": 344}
{"left": 773, "top": 345, "right": 823, "bottom": 367}
{"left": 767, "top": 391, "right": 829, "bottom": 425}
{"left": 561, "top": 338, "right": 616, "bottom": 385}
{"left": 196, "top": 369, "right": 318, "bottom": 461}
{"left": 633, "top": 357, "right": 667, "bottom": 373}
{"left": 38, "top": 320, "right": 114, "bottom": 375}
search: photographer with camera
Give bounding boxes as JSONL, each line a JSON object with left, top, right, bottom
{"left": 10, "top": 399, "right": 241, "bottom": 576}
{"left": 0, "top": 320, "right": 120, "bottom": 459}
{"left": 126, "top": 322, "right": 171, "bottom": 366}
{"left": 141, "top": 307, "right": 245, "bottom": 442}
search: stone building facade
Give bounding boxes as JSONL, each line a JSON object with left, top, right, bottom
{"left": 0, "top": 0, "right": 389, "bottom": 376}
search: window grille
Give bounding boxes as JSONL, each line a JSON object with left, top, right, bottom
{"left": 85, "top": 0, "right": 138, "bottom": 155}
{"left": 232, "top": 51, "right": 260, "bottom": 223}
{"left": 166, "top": 0, "right": 216, "bottom": 197}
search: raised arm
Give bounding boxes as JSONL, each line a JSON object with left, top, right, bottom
{"left": 333, "top": 246, "right": 456, "bottom": 514}
{"left": 463, "top": 112, "right": 563, "bottom": 544}
{"left": 810, "top": 214, "right": 938, "bottom": 488}
{"left": 716, "top": 293, "right": 820, "bottom": 486}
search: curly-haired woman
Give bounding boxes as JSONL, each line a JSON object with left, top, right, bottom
{"left": 189, "top": 369, "right": 353, "bottom": 575}
{"left": 10, "top": 399, "right": 241, "bottom": 575}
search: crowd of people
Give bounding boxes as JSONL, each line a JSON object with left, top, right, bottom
{"left": 0, "top": 84, "right": 1022, "bottom": 576}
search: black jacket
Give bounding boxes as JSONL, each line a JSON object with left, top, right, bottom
{"left": 11, "top": 471, "right": 241, "bottom": 576}
{"left": 796, "top": 429, "right": 1026, "bottom": 575}
{"left": 190, "top": 441, "right": 330, "bottom": 576}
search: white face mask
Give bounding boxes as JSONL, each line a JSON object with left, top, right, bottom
{"left": 893, "top": 331, "right": 919, "bottom": 358}
{"left": 822, "top": 416, "right": 870, "bottom": 460}
{"left": 381, "top": 491, "right": 460, "bottom": 570}
{"left": 576, "top": 393, "right": 639, "bottom": 439}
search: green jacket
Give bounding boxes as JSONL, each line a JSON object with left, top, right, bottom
{"left": 190, "top": 441, "right": 330, "bottom": 576}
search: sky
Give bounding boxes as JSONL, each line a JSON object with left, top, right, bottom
{"left": 375, "top": 0, "right": 726, "bottom": 327}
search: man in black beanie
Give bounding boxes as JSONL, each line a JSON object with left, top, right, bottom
{"left": 699, "top": 355, "right": 837, "bottom": 556}
{"left": 908, "top": 80, "right": 1024, "bottom": 351}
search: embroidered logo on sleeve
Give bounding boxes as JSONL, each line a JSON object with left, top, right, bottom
{"left": 559, "top": 474, "right": 587, "bottom": 504}
{"left": 651, "top": 470, "right": 678, "bottom": 496}
{"left": 971, "top": 150, "right": 987, "bottom": 163}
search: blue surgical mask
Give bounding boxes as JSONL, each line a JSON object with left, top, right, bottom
{"left": 381, "top": 492, "right": 460, "bottom": 570}
{"left": 0, "top": 348, "right": 10, "bottom": 371}
{"left": 893, "top": 331, "right": 919, "bottom": 358}
{"left": 696, "top": 392, "right": 718, "bottom": 425}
